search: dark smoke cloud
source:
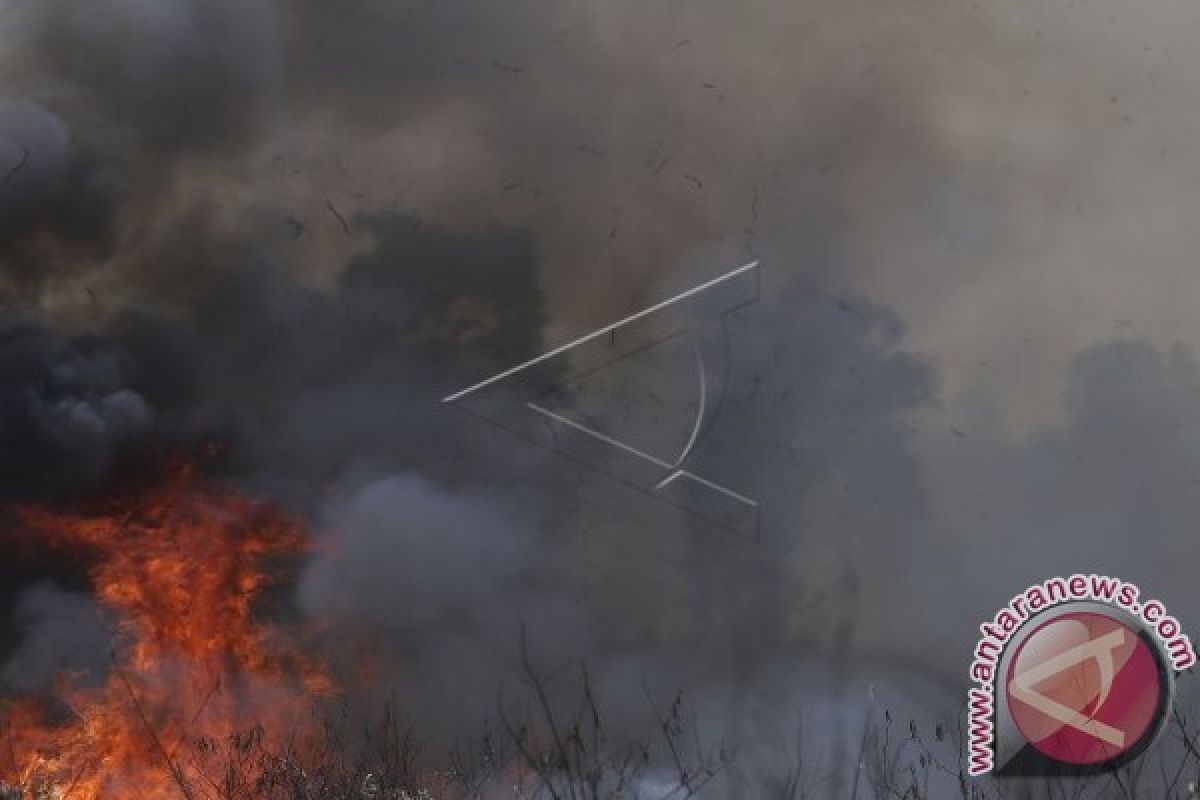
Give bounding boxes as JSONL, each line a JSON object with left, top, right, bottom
{"left": 0, "top": 102, "right": 122, "bottom": 290}
{"left": 14, "top": 0, "right": 282, "bottom": 156}
{"left": 915, "top": 340, "right": 1200, "bottom": 658}
{"left": 0, "top": 324, "right": 154, "bottom": 501}
{"left": 0, "top": 102, "right": 70, "bottom": 223}
{"left": 0, "top": 583, "right": 111, "bottom": 695}
{"left": 185, "top": 215, "right": 552, "bottom": 495}
{"left": 295, "top": 474, "right": 550, "bottom": 744}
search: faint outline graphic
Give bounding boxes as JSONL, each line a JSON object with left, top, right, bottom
{"left": 443, "top": 260, "right": 761, "bottom": 538}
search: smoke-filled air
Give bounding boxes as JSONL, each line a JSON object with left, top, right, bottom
{"left": 2, "top": 1, "right": 1200, "bottom": 798}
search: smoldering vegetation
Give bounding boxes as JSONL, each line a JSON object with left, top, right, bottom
{"left": 3, "top": 0, "right": 1200, "bottom": 796}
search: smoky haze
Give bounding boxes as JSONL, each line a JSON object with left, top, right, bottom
{"left": 3, "top": 0, "right": 1200, "bottom": 795}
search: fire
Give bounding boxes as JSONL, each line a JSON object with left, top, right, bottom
{"left": 0, "top": 461, "right": 335, "bottom": 799}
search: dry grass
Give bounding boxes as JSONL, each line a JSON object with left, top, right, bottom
{"left": 5, "top": 644, "right": 1200, "bottom": 800}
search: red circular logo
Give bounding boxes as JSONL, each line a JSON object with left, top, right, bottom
{"left": 1006, "top": 611, "right": 1166, "bottom": 766}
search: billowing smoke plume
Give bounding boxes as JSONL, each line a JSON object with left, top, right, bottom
{"left": 4, "top": 0, "right": 1200, "bottom": 795}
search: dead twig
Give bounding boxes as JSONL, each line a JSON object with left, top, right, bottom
{"left": 325, "top": 200, "right": 353, "bottom": 237}
{"left": 2, "top": 145, "right": 28, "bottom": 186}
{"left": 113, "top": 661, "right": 196, "bottom": 800}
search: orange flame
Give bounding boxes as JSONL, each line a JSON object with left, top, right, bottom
{"left": 1, "top": 461, "right": 334, "bottom": 799}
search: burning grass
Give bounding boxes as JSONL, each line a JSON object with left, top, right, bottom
{"left": 0, "top": 460, "right": 333, "bottom": 799}
{"left": 0, "top": 457, "right": 727, "bottom": 800}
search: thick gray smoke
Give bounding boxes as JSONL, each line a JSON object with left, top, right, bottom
{"left": 4, "top": 0, "right": 1200, "bottom": 796}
